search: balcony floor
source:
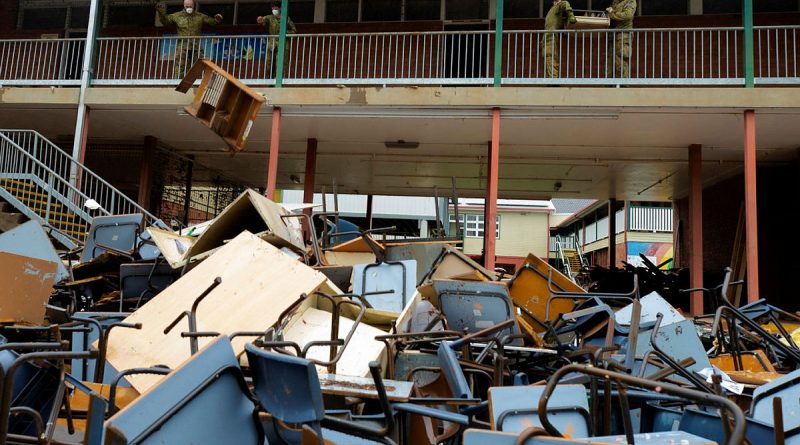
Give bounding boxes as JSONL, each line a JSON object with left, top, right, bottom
{"left": 1, "top": 86, "right": 799, "bottom": 201}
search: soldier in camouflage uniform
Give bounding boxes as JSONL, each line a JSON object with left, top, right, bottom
{"left": 606, "top": 0, "right": 637, "bottom": 79}
{"left": 257, "top": 1, "right": 297, "bottom": 79}
{"left": 157, "top": 0, "right": 223, "bottom": 78}
{"left": 542, "top": 0, "right": 576, "bottom": 79}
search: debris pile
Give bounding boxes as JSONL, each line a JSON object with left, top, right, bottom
{"left": 0, "top": 188, "right": 795, "bottom": 445}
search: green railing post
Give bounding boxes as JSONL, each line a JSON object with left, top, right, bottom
{"left": 743, "top": 0, "right": 754, "bottom": 88}
{"left": 493, "top": 0, "right": 504, "bottom": 87}
{"left": 275, "top": 0, "right": 289, "bottom": 88}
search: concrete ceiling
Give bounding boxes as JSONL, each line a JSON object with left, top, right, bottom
{"left": 1, "top": 88, "right": 799, "bottom": 202}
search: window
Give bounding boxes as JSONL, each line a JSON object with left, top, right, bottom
{"left": 459, "top": 214, "right": 500, "bottom": 238}
{"left": 70, "top": 7, "right": 90, "bottom": 29}
{"left": 505, "top": 0, "right": 539, "bottom": 18}
{"left": 754, "top": 0, "right": 797, "bottom": 12}
{"left": 445, "top": 0, "right": 489, "bottom": 20}
{"left": 200, "top": 3, "right": 236, "bottom": 25}
{"left": 326, "top": 0, "right": 360, "bottom": 22}
{"left": 22, "top": 8, "right": 68, "bottom": 29}
{"left": 406, "top": 0, "right": 441, "bottom": 20}
{"left": 642, "top": 0, "right": 687, "bottom": 15}
{"left": 108, "top": 5, "right": 156, "bottom": 27}
{"left": 703, "top": 0, "right": 740, "bottom": 14}
{"left": 363, "top": 0, "right": 402, "bottom": 21}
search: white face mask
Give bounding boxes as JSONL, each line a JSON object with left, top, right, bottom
{"left": 185, "top": 7, "right": 194, "bottom": 14}
{"left": 272, "top": 9, "right": 279, "bottom": 16}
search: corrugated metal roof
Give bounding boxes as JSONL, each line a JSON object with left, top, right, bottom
{"left": 551, "top": 198, "right": 596, "bottom": 215}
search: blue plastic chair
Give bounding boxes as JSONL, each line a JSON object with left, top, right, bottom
{"left": 245, "top": 343, "right": 395, "bottom": 445}
{"left": 105, "top": 336, "right": 263, "bottom": 445}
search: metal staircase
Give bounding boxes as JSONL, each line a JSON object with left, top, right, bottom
{"left": 555, "top": 234, "right": 588, "bottom": 282}
{"left": 0, "top": 129, "right": 160, "bottom": 249}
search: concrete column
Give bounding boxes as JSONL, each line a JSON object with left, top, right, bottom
{"left": 688, "top": 144, "right": 704, "bottom": 315}
{"left": 303, "top": 138, "right": 317, "bottom": 206}
{"left": 138, "top": 135, "right": 156, "bottom": 210}
{"left": 744, "top": 110, "right": 759, "bottom": 303}
{"left": 266, "top": 107, "right": 281, "bottom": 200}
{"left": 608, "top": 199, "right": 617, "bottom": 268}
{"left": 484, "top": 108, "right": 501, "bottom": 271}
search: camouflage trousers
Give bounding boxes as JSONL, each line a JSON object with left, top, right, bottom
{"left": 174, "top": 41, "right": 204, "bottom": 79}
{"left": 607, "top": 32, "right": 632, "bottom": 79}
{"left": 541, "top": 34, "right": 560, "bottom": 78}
{"left": 265, "top": 38, "right": 289, "bottom": 80}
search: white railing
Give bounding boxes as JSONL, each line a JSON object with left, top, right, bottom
{"left": 0, "top": 38, "right": 84, "bottom": 86}
{"left": 629, "top": 206, "right": 672, "bottom": 232}
{"left": 2, "top": 26, "right": 798, "bottom": 87}
{"left": 0, "top": 130, "right": 161, "bottom": 231}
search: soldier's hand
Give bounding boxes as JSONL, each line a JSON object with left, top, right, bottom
{"left": 256, "top": 16, "right": 265, "bottom": 24}
{"left": 156, "top": 2, "right": 166, "bottom": 12}
{"left": 606, "top": 6, "right": 614, "bottom": 13}
{"left": 214, "top": 13, "right": 223, "bottom": 22}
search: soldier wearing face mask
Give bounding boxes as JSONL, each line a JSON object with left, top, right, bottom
{"left": 257, "top": 1, "right": 296, "bottom": 79}
{"left": 157, "top": 0, "right": 223, "bottom": 78}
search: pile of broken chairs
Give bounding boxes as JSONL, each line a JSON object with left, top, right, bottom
{"left": 0, "top": 188, "right": 798, "bottom": 444}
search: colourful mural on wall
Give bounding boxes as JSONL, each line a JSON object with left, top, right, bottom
{"left": 626, "top": 241, "right": 674, "bottom": 269}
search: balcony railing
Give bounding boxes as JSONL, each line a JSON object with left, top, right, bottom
{"left": 1, "top": 26, "right": 798, "bottom": 87}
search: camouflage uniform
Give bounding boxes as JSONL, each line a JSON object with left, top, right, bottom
{"left": 542, "top": 1, "right": 576, "bottom": 79}
{"left": 158, "top": 9, "right": 220, "bottom": 78}
{"left": 261, "top": 15, "right": 296, "bottom": 78}
{"left": 607, "top": 0, "right": 636, "bottom": 79}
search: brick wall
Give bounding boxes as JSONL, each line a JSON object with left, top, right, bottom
{"left": 674, "top": 163, "right": 800, "bottom": 309}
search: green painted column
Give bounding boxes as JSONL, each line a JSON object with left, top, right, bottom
{"left": 743, "top": 0, "right": 754, "bottom": 87}
{"left": 493, "top": 0, "right": 504, "bottom": 87}
{"left": 275, "top": 0, "right": 289, "bottom": 88}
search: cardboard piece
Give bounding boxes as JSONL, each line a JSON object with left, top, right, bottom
{"left": 0, "top": 251, "right": 58, "bottom": 324}
{"left": 507, "top": 253, "right": 585, "bottom": 328}
{"left": 184, "top": 189, "right": 304, "bottom": 260}
{"left": 147, "top": 228, "right": 196, "bottom": 269}
{"left": 0, "top": 220, "right": 68, "bottom": 282}
{"left": 103, "top": 231, "right": 333, "bottom": 393}
{"left": 282, "top": 307, "right": 387, "bottom": 378}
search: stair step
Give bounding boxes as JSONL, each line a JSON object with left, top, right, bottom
{"left": 54, "top": 227, "right": 87, "bottom": 238}
{"left": 0, "top": 178, "right": 36, "bottom": 189}
{"left": 28, "top": 208, "right": 83, "bottom": 219}
{"left": 13, "top": 195, "right": 64, "bottom": 208}
{"left": 48, "top": 219, "right": 88, "bottom": 230}
{"left": 2, "top": 186, "right": 51, "bottom": 200}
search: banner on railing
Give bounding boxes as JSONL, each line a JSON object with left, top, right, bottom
{"left": 159, "top": 34, "right": 272, "bottom": 61}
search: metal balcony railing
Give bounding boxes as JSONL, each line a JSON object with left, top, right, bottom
{"left": 0, "top": 26, "right": 798, "bottom": 87}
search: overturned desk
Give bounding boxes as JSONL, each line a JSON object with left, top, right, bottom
{"left": 318, "top": 374, "right": 415, "bottom": 402}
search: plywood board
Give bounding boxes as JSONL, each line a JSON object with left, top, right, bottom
{"left": 283, "top": 307, "right": 387, "bottom": 378}
{"left": 103, "top": 231, "right": 329, "bottom": 393}
{"left": 324, "top": 251, "right": 376, "bottom": 267}
{"left": 147, "top": 227, "right": 195, "bottom": 268}
{"left": 0, "top": 252, "right": 58, "bottom": 324}
{"left": 508, "top": 253, "right": 585, "bottom": 328}
{"left": 0, "top": 221, "right": 68, "bottom": 282}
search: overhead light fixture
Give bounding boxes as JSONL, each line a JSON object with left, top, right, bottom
{"left": 289, "top": 174, "right": 302, "bottom": 184}
{"left": 384, "top": 140, "right": 419, "bottom": 149}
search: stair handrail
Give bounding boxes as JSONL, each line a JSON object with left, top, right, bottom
{"left": 572, "top": 233, "right": 589, "bottom": 268}
{"left": 554, "top": 235, "right": 573, "bottom": 278}
{"left": 0, "top": 129, "right": 160, "bottom": 227}
{"left": 0, "top": 133, "right": 106, "bottom": 244}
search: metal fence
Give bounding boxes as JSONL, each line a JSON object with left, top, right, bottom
{"left": 0, "top": 38, "right": 84, "bottom": 86}
{"left": 0, "top": 130, "right": 160, "bottom": 229}
{"left": 629, "top": 206, "right": 673, "bottom": 232}
{"left": 2, "top": 26, "right": 799, "bottom": 87}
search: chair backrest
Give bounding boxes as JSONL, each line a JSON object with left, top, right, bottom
{"left": 245, "top": 342, "right": 325, "bottom": 425}
{"left": 80, "top": 214, "right": 144, "bottom": 262}
{"left": 436, "top": 341, "right": 471, "bottom": 400}
{"left": 488, "top": 385, "right": 590, "bottom": 438}
{"left": 751, "top": 367, "right": 800, "bottom": 431}
{"left": 680, "top": 407, "right": 776, "bottom": 445}
{"left": 105, "top": 336, "right": 261, "bottom": 445}
{"left": 434, "top": 280, "right": 521, "bottom": 345}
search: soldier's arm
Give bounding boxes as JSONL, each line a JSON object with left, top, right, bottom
{"left": 202, "top": 13, "right": 220, "bottom": 26}
{"left": 158, "top": 9, "right": 175, "bottom": 26}
{"left": 609, "top": 0, "right": 636, "bottom": 21}
{"left": 287, "top": 17, "right": 297, "bottom": 34}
